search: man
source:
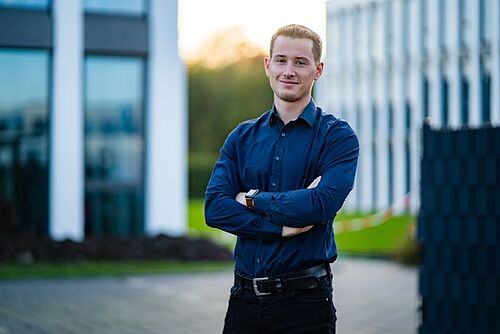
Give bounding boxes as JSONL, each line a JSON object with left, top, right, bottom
{"left": 205, "top": 24, "right": 359, "bottom": 333}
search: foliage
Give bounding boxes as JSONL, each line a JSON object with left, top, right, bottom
{"left": 188, "top": 56, "right": 273, "bottom": 155}
{"left": 188, "top": 27, "right": 273, "bottom": 175}
{"left": 189, "top": 152, "right": 218, "bottom": 198}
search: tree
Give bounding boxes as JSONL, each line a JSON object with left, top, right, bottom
{"left": 188, "top": 27, "right": 273, "bottom": 197}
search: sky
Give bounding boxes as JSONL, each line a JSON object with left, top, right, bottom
{"left": 178, "top": 0, "right": 326, "bottom": 61}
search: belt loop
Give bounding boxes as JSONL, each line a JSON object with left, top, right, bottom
{"left": 275, "top": 278, "right": 284, "bottom": 292}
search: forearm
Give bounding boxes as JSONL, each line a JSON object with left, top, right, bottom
{"left": 253, "top": 186, "right": 350, "bottom": 228}
{"left": 205, "top": 192, "right": 282, "bottom": 240}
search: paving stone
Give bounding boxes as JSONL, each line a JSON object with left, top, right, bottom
{"left": 0, "top": 258, "right": 417, "bottom": 334}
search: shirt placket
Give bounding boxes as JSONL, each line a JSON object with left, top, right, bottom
{"left": 255, "top": 123, "right": 289, "bottom": 277}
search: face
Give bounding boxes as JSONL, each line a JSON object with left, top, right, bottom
{"left": 264, "top": 36, "right": 323, "bottom": 104}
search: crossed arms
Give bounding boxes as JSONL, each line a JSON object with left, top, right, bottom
{"left": 204, "top": 121, "right": 359, "bottom": 241}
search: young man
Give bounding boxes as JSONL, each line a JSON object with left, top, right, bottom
{"left": 205, "top": 24, "right": 359, "bottom": 333}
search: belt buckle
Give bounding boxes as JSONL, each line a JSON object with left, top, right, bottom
{"left": 253, "top": 277, "right": 271, "bottom": 296}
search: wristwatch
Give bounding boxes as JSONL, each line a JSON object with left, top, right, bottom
{"left": 245, "top": 189, "right": 260, "bottom": 210}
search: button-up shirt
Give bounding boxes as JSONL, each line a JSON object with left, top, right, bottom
{"left": 205, "top": 100, "right": 359, "bottom": 278}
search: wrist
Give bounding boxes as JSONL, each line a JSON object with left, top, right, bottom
{"left": 245, "top": 189, "right": 260, "bottom": 210}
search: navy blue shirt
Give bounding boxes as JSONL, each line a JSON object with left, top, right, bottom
{"left": 205, "top": 100, "right": 359, "bottom": 278}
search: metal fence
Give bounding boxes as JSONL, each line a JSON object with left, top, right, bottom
{"left": 418, "top": 124, "right": 500, "bottom": 333}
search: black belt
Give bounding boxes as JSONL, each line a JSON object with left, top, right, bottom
{"left": 234, "top": 264, "right": 330, "bottom": 296}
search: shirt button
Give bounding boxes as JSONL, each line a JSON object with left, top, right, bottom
{"left": 256, "top": 258, "right": 261, "bottom": 263}
{"left": 271, "top": 182, "right": 276, "bottom": 187}
{"left": 275, "top": 156, "right": 280, "bottom": 161}
{"left": 281, "top": 133, "right": 286, "bottom": 137}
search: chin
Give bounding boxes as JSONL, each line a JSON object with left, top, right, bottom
{"left": 277, "top": 93, "right": 302, "bottom": 102}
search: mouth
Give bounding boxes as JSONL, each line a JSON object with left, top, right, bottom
{"left": 279, "top": 79, "right": 299, "bottom": 86}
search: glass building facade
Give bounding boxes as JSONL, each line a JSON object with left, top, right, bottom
{"left": 0, "top": 0, "right": 186, "bottom": 240}
{"left": 322, "top": 0, "right": 500, "bottom": 213}
{"left": 84, "top": 56, "right": 145, "bottom": 236}
{"left": 0, "top": 49, "right": 49, "bottom": 234}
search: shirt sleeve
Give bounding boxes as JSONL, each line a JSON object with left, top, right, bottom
{"left": 204, "top": 127, "right": 283, "bottom": 240}
{"left": 253, "top": 120, "right": 359, "bottom": 228}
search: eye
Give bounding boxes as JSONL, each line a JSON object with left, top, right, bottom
{"left": 296, "top": 60, "right": 307, "bottom": 66}
{"left": 275, "top": 58, "right": 286, "bottom": 63}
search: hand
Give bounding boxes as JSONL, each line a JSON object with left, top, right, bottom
{"left": 307, "top": 176, "right": 321, "bottom": 189}
{"left": 282, "top": 225, "right": 313, "bottom": 237}
{"left": 235, "top": 192, "right": 246, "bottom": 206}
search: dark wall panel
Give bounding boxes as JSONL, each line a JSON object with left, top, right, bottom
{"left": 0, "top": 9, "right": 51, "bottom": 48}
{"left": 85, "top": 14, "right": 148, "bottom": 56}
{"left": 418, "top": 124, "right": 500, "bottom": 334}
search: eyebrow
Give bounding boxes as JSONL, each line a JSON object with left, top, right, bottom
{"left": 273, "top": 55, "right": 311, "bottom": 61}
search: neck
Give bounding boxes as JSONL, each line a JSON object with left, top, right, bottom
{"left": 274, "top": 96, "right": 311, "bottom": 124}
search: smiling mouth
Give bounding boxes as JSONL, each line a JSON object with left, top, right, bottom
{"left": 279, "top": 80, "right": 298, "bottom": 85}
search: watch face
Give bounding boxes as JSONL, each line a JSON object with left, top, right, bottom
{"left": 246, "top": 189, "right": 259, "bottom": 198}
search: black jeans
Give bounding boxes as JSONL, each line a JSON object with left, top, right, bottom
{"left": 223, "top": 275, "right": 336, "bottom": 334}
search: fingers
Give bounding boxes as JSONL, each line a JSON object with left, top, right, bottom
{"left": 307, "top": 176, "right": 322, "bottom": 189}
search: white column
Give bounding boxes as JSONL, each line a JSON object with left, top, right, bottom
{"left": 343, "top": 11, "right": 358, "bottom": 212}
{"left": 408, "top": 0, "right": 422, "bottom": 213}
{"left": 375, "top": 3, "right": 389, "bottom": 211}
{"left": 468, "top": 0, "right": 481, "bottom": 126}
{"left": 146, "top": 0, "right": 187, "bottom": 236}
{"left": 50, "top": 0, "right": 84, "bottom": 241}
{"left": 428, "top": 0, "right": 442, "bottom": 127}
{"left": 491, "top": 0, "right": 500, "bottom": 126}
{"left": 448, "top": 0, "right": 461, "bottom": 129}
{"left": 391, "top": 0, "right": 406, "bottom": 213}
{"left": 359, "top": 8, "right": 373, "bottom": 212}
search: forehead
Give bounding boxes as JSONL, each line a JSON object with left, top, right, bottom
{"left": 271, "top": 36, "right": 314, "bottom": 60}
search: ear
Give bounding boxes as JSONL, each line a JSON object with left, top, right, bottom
{"left": 264, "top": 56, "right": 271, "bottom": 77}
{"left": 314, "top": 62, "right": 324, "bottom": 80}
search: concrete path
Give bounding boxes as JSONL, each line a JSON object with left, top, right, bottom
{"left": 0, "top": 258, "right": 418, "bottom": 334}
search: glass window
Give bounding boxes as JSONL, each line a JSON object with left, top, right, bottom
{"left": 405, "top": 99, "right": 411, "bottom": 130}
{"left": 423, "top": 77, "right": 430, "bottom": 119}
{"left": 0, "top": 0, "right": 49, "bottom": 10}
{"left": 480, "top": 64, "right": 491, "bottom": 124}
{"left": 460, "top": 74, "right": 469, "bottom": 125}
{"left": 84, "top": 0, "right": 146, "bottom": 16}
{"left": 441, "top": 78, "right": 449, "bottom": 126}
{"left": 85, "top": 56, "right": 145, "bottom": 237}
{"left": 388, "top": 140, "right": 393, "bottom": 206}
{"left": 0, "top": 49, "right": 49, "bottom": 235}
{"left": 479, "top": 0, "right": 493, "bottom": 44}
{"left": 371, "top": 140, "right": 377, "bottom": 211}
{"left": 371, "top": 105, "right": 377, "bottom": 210}
{"left": 404, "top": 101, "right": 411, "bottom": 197}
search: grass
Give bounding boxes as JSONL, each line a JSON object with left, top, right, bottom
{"left": 0, "top": 260, "right": 234, "bottom": 280}
{"left": 335, "top": 215, "right": 415, "bottom": 256}
{"left": 188, "top": 198, "right": 416, "bottom": 257}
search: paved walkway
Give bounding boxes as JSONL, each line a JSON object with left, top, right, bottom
{"left": 0, "top": 258, "right": 418, "bottom": 334}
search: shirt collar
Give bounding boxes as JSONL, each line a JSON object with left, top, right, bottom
{"left": 269, "top": 99, "right": 317, "bottom": 128}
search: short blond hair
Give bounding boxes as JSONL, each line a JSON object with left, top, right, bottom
{"left": 269, "top": 24, "right": 322, "bottom": 63}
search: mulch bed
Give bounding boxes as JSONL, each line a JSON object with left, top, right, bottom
{"left": 0, "top": 234, "right": 233, "bottom": 263}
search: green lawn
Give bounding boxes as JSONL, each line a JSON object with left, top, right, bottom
{"left": 188, "top": 198, "right": 416, "bottom": 257}
{"left": 0, "top": 260, "right": 234, "bottom": 280}
{"left": 335, "top": 215, "right": 415, "bottom": 256}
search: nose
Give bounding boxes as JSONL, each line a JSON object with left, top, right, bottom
{"left": 283, "top": 61, "right": 295, "bottom": 77}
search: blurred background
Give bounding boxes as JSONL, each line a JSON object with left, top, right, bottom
{"left": 0, "top": 0, "right": 498, "bottom": 333}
